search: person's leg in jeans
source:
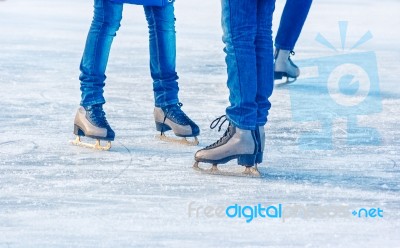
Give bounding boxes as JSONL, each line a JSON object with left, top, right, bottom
{"left": 223, "top": 0, "right": 258, "bottom": 131}
{"left": 144, "top": 4, "right": 179, "bottom": 108}
{"left": 144, "top": 4, "right": 200, "bottom": 140}
{"left": 274, "top": 0, "right": 312, "bottom": 80}
{"left": 79, "top": 0, "right": 123, "bottom": 107}
{"left": 194, "top": 0, "right": 275, "bottom": 174}
{"left": 73, "top": 0, "right": 123, "bottom": 146}
{"left": 275, "top": 0, "right": 312, "bottom": 51}
{"left": 255, "top": 0, "right": 275, "bottom": 163}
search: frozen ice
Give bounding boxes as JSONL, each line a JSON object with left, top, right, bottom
{"left": 0, "top": 0, "right": 399, "bottom": 247}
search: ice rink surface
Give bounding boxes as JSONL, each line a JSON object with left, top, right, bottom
{"left": 0, "top": 0, "right": 399, "bottom": 247}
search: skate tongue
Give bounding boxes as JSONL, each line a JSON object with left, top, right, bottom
{"left": 205, "top": 125, "right": 234, "bottom": 149}
{"left": 162, "top": 103, "right": 192, "bottom": 126}
{"left": 205, "top": 115, "right": 231, "bottom": 149}
{"left": 86, "top": 104, "right": 111, "bottom": 128}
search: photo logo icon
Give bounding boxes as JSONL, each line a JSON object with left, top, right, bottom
{"left": 327, "top": 63, "right": 371, "bottom": 107}
{"left": 288, "top": 21, "right": 382, "bottom": 149}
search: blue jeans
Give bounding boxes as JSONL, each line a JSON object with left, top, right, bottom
{"left": 79, "top": 0, "right": 179, "bottom": 108}
{"left": 275, "top": 0, "right": 312, "bottom": 51}
{"left": 221, "top": 0, "right": 275, "bottom": 130}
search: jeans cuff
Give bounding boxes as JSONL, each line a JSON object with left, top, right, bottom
{"left": 80, "top": 98, "right": 106, "bottom": 107}
{"left": 226, "top": 116, "right": 256, "bottom": 131}
{"left": 274, "top": 44, "right": 294, "bottom": 51}
{"left": 155, "top": 99, "right": 179, "bottom": 108}
{"left": 256, "top": 121, "right": 267, "bottom": 127}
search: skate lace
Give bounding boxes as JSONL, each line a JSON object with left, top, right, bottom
{"left": 205, "top": 115, "right": 231, "bottom": 149}
{"left": 210, "top": 114, "right": 228, "bottom": 131}
{"left": 289, "top": 51, "right": 298, "bottom": 67}
{"left": 161, "top": 102, "right": 191, "bottom": 134}
{"left": 88, "top": 105, "right": 110, "bottom": 128}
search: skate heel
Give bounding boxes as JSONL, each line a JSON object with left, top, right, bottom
{"left": 74, "top": 124, "right": 85, "bottom": 136}
{"left": 155, "top": 122, "right": 172, "bottom": 132}
{"left": 237, "top": 154, "right": 256, "bottom": 166}
{"left": 255, "top": 152, "right": 263, "bottom": 164}
{"left": 274, "top": 71, "right": 284, "bottom": 80}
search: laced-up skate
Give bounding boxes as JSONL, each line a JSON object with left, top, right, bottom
{"left": 71, "top": 104, "right": 115, "bottom": 150}
{"left": 193, "top": 115, "right": 261, "bottom": 177}
{"left": 154, "top": 103, "right": 200, "bottom": 146}
{"left": 274, "top": 49, "right": 300, "bottom": 83}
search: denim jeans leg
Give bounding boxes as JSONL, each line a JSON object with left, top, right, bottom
{"left": 256, "top": 0, "right": 275, "bottom": 126}
{"left": 79, "top": 0, "right": 123, "bottom": 107}
{"left": 275, "top": 0, "right": 312, "bottom": 51}
{"left": 144, "top": 4, "right": 179, "bottom": 108}
{"left": 221, "top": 0, "right": 258, "bottom": 130}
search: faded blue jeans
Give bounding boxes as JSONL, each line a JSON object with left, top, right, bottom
{"left": 275, "top": 0, "right": 313, "bottom": 51}
{"left": 79, "top": 0, "right": 179, "bottom": 108}
{"left": 221, "top": 0, "right": 275, "bottom": 130}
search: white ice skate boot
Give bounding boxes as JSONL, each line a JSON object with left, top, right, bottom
{"left": 71, "top": 104, "right": 115, "bottom": 150}
{"left": 194, "top": 116, "right": 260, "bottom": 177}
{"left": 274, "top": 49, "right": 300, "bottom": 81}
{"left": 154, "top": 103, "right": 200, "bottom": 146}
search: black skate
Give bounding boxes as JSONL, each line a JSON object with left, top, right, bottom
{"left": 193, "top": 115, "right": 261, "bottom": 177}
{"left": 154, "top": 103, "right": 200, "bottom": 146}
{"left": 71, "top": 104, "right": 115, "bottom": 150}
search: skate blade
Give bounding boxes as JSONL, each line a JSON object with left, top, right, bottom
{"left": 156, "top": 134, "right": 199, "bottom": 146}
{"left": 70, "top": 136, "right": 112, "bottom": 151}
{"left": 193, "top": 162, "right": 261, "bottom": 178}
{"left": 285, "top": 76, "right": 297, "bottom": 83}
{"left": 274, "top": 77, "right": 297, "bottom": 87}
